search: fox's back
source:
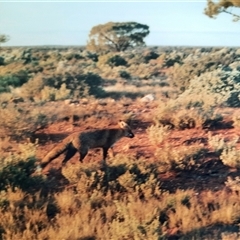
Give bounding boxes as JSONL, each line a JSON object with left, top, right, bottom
{"left": 79, "top": 129, "right": 123, "bottom": 148}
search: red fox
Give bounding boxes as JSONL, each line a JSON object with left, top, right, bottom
{"left": 40, "top": 120, "right": 134, "bottom": 170}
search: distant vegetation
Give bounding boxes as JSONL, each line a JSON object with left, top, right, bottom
{"left": 0, "top": 34, "right": 9, "bottom": 46}
{"left": 87, "top": 21, "right": 150, "bottom": 52}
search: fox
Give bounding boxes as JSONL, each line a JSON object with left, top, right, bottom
{"left": 40, "top": 120, "right": 134, "bottom": 171}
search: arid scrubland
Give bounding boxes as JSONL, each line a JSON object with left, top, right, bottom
{"left": 1, "top": 46, "right": 240, "bottom": 239}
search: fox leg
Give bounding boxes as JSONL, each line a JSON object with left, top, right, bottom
{"left": 79, "top": 147, "right": 88, "bottom": 162}
{"left": 102, "top": 147, "right": 110, "bottom": 161}
{"left": 62, "top": 145, "right": 77, "bottom": 165}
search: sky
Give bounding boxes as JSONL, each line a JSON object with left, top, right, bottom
{"left": 1, "top": 1, "right": 240, "bottom": 47}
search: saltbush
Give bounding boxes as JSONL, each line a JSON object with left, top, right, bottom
{"left": 20, "top": 71, "right": 105, "bottom": 101}
{"left": 0, "top": 157, "right": 43, "bottom": 192}
{"left": 0, "top": 57, "right": 4, "bottom": 66}
{"left": 119, "top": 70, "right": 131, "bottom": 79}
{"left": 0, "top": 70, "right": 29, "bottom": 93}
{"left": 106, "top": 55, "right": 128, "bottom": 67}
{"left": 143, "top": 50, "right": 159, "bottom": 63}
{"left": 168, "top": 48, "right": 237, "bottom": 92}
{"left": 177, "top": 66, "right": 240, "bottom": 108}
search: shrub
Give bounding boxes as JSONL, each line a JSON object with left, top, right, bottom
{"left": 167, "top": 48, "right": 237, "bottom": 92}
{"left": 0, "top": 57, "right": 4, "bottom": 66}
{"left": 225, "top": 176, "right": 240, "bottom": 192}
{"left": 64, "top": 52, "right": 84, "bottom": 61}
{"left": 78, "top": 72, "right": 104, "bottom": 97}
{"left": 154, "top": 144, "right": 206, "bottom": 172}
{"left": 220, "top": 146, "right": 240, "bottom": 168}
{"left": 143, "top": 50, "right": 159, "bottom": 63}
{"left": 20, "top": 72, "right": 105, "bottom": 100}
{"left": 39, "top": 83, "right": 71, "bottom": 102}
{"left": 0, "top": 103, "right": 63, "bottom": 139}
{"left": 0, "top": 157, "right": 43, "bottom": 191}
{"left": 164, "top": 54, "right": 182, "bottom": 67}
{"left": 208, "top": 133, "right": 226, "bottom": 154}
{"left": 20, "top": 73, "right": 45, "bottom": 100}
{"left": 86, "top": 52, "right": 99, "bottom": 62}
{"left": 119, "top": 70, "right": 131, "bottom": 79}
{"left": 106, "top": 55, "right": 127, "bottom": 67}
{"left": 147, "top": 124, "right": 170, "bottom": 145}
{"left": 0, "top": 70, "right": 29, "bottom": 93}
{"left": 154, "top": 103, "right": 222, "bottom": 130}
{"left": 176, "top": 67, "right": 240, "bottom": 108}
{"left": 208, "top": 132, "right": 239, "bottom": 154}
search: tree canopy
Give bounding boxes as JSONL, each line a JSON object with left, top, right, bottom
{"left": 0, "top": 34, "right": 10, "bottom": 45}
{"left": 87, "top": 21, "right": 150, "bottom": 52}
{"left": 205, "top": 0, "right": 240, "bottom": 21}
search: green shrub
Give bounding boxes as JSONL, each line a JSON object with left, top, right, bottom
{"left": 21, "top": 71, "right": 105, "bottom": 100}
{"left": 119, "top": 70, "right": 131, "bottom": 79}
{"left": 0, "top": 157, "right": 44, "bottom": 192}
{"left": 65, "top": 52, "right": 84, "bottom": 61}
{"left": 0, "top": 57, "right": 4, "bottom": 66}
{"left": 78, "top": 72, "right": 104, "bottom": 96}
{"left": 0, "top": 70, "right": 29, "bottom": 93}
{"left": 106, "top": 55, "right": 127, "bottom": 67}
{"left": 86, "top": 52, "right": 99, "bottom": 62}
{"left": 177, "top": 66, "right": 240, "bottom": 108}
{"left": 167, "top": 48, "right": 236, "bottom": 92}
{"left": 44, "top": 72, "right": 104, "bottom": 97}
{"left": 164, "top": 54, "right": 182, "bottom": 67}
{"left": 143, "top": 50, "right": 159, "bottom": 63}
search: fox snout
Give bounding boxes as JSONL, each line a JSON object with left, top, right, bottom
{"left": 127, "top": 131, "right": 134, "bottom": 138}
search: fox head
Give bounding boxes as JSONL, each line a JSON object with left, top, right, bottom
{"left": 118, "top": 120, "right": 134, "bottom": 138}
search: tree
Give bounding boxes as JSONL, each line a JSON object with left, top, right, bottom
{"left": 205, "top": 0, "right": 240, "bottom": 21}
{"left": 0, "top": 34, "right": 9, "bottom": 45}
{"left": 87, "top": 21, "right": 150, "bottom": 52}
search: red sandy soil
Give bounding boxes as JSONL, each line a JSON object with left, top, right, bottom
{"left": 34, "top": 104, "right": 240, "bottom": 193}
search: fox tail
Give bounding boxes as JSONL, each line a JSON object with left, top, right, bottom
{"left": 40, "top": 136, "right": 73, "bottom": 169}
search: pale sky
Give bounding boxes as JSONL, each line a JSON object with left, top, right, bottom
{"left": 1, "top": 1, "right": 240, "bottom": 47}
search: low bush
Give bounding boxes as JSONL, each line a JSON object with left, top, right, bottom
{"left": 119, "top": 70, "right": 131, "bottom": 79}
{"left": 20, "top": 71, "right": 105, "bottom": 101}
{"left": 220, "top": 146, "right": 240, "bottom": 168}
{"left": 0, "top": 57, "right": 4, "bottom": 66}
{"left": 142, "top": 50, "right": 159, "bottom": 63}
{"left": 154, "top": 144, "right": 206, "bottom": 172}
{"left": 147, "top": 124, "right": 170, "bottom": 145}
{"left": 154, "top": 103, "right": 222, "bottom": 130}
{"left": 178, "top": 66, "right": 240, "bottom": 108}
{"left": 0, "top": 152, "right": 238, "bottom": 239}
{"left": 167, "top": 48, "right": 236, "bottom": 93}
{"left": 0, "top": 157, "right": 43, "bottom": 192}
{"left": 106, "top": 55, "right": 128, "bottom": 67}
{"left": 0, "top": 70, "right": 29, "bottom": 93}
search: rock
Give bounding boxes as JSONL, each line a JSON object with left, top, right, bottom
{"left": 140, "top": 94, "right": 155, "bottom": 103}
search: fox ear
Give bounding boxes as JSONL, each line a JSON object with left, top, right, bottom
{"left": 118, "top": 120, "right": 127, "bottom": 128}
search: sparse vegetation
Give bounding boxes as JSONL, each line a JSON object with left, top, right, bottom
{"left": 147, "top": 124, "right": 170, "bottom": 145}
{"left": 1, "top": 45, "right": 240, "bottom": 238}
